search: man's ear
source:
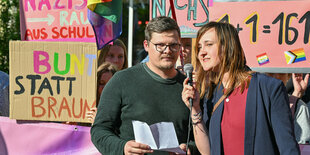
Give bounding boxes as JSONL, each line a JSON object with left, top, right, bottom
{"left": 143, "top": 40, "right": 149, "bottom": 53}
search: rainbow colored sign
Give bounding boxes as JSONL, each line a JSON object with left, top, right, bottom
{"left": 208, "top": 1, "right": 310, "bottom": 72}
{"left": 150, "top": 1, "right": 310, "bottom": 72}
{"left": 284, "top": 48, "right": 306, "bottom": 64}
{"left": 256, "top": 53, "right": 270, "bottom": 66}
{"left": 9, "top": 41, "right": 97, "bottom": 122}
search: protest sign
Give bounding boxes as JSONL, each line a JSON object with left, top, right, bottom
{"left": 150, "top": 0, "right": 310, "bottom": 72}
{"left": 20, "top": 0, "right": 96, "bottom": 42}
{"left": 209, "top": 1, "right": 310, "bottom": 72}
{"left": 9, "top": 41, "right": 97, "bottom": 122}
{"left": 150, "top": 0, "right": 210, "bottom": 38}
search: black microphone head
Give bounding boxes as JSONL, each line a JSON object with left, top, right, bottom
{"left": 184, "top": 64, "right": 193, "bottom": 74}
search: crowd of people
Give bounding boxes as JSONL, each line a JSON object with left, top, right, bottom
{"left": 1, "top": 16, "right": 310, "bottom": 155}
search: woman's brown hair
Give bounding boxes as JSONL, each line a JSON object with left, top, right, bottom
{"left": 193, "top": 22, "right": 251, "bottom": 98}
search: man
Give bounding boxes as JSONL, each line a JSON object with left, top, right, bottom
{"left": 91, "top": 16, "right": 196, "bottom": 154}
{"left": 142, "top": 37, "right": 193, "bottom": 70}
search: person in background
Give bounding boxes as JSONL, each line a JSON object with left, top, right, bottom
{"left": 140, "top": 53, "right": 149, "bottom": 63}
{"left": 98, "top": 39, "right": 128, "bottom": 70}
{"left": 86, "top": 62, "right": 118, "bottom": 124}
{"left": 180, "top": 38, "right": 192, "bottom": 65}
{"left": 176, "top": 38, "right": 192, "bottom": 70}
{"left": 91, "top": 16, "right": 198, "bottom": 154}
{"left": 0, "top": 71, "right": 9, "bottom": 117}
{"left": 286, "top": 73, "right": 310, "bottom": 105}
{"left": 267, "top": 73, "right": 310, "bottom": 144}
{"left": 182, "top": 21, "right": 299, "bottom": 155}
{"left": 290, "top": 73, "right": 310, "bottom": 144}
{"left": 136, "top": 49, "right": 149, "bottom": 64}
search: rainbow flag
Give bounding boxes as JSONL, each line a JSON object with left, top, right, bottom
{"left": 256, "top": 53, "right": 270, "bottom": 65}
{"left": 87, "top": 0, "right": 122, "bottom": 49}
{"left": 284, "top": 48, "right": 306, "bottom": 64}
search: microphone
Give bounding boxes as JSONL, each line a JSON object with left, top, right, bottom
{"left": 183, "top": 63, "right": 193, "bottom": 106}
{"left": 183, "top": 64, "right": 193, "bottom": 87}
{"left": 183, "top": 64, "right": 193, "bottom": 155}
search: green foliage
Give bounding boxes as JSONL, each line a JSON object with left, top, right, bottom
{"left": 0, "top": 0, "right": 20, "bottom": 74}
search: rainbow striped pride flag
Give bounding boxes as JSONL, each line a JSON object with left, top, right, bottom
{"left": 87, "top": 0, "right": 122, "bottom": 49}
{"left": 256, "top": 53, "right": 270, "bottom": 65}
{"left": 284, "top": 48, "right": 306, "bottom": 64}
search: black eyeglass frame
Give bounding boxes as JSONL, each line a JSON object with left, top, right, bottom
{"left": 149, "top": 41, "right": 181, "bottom": 53}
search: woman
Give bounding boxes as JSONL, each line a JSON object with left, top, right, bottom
{"left": 98, "top": 39, "right": 128, "bottom": 70}
{"left": 182, "top": 22, "right": 300, "bottom": 155}
{"left": 86, "top": 62, "right": 118, "bottom": 123}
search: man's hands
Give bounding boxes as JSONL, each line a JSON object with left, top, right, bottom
{"left": 124, "top": 140, "right": 153, "bottom": 155}
{"left": 169, "top": 143, "right": 191, "bottom": 155}
{"left": 124, "top": 141, "right": 190, "bottom": 155}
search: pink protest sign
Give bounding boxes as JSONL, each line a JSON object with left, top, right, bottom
{"left": 0, "top": 117, "right": 100, "bottom": 154}
{"left": 209, "top": 1, "right": 310, "bottom": 72}
{"left": 150, "top": 0, "right": 210, "bottom": 38}
{"left": 20, "top": 0, "right": 96, "bottom": 42}
{"left": 151, "top": 0, "right": 310, "bottom": 72}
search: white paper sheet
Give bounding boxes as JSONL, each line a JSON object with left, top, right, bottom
{"left": 132, "top": 120, "right": 186, "bottom": 154}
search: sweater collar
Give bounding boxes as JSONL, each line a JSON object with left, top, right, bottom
{"left": 142, "top": 63, "right": 181, "bottom": 84}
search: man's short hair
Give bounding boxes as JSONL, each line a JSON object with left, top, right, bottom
{"left": 145, "top": 16, "right": 180, "bottom": 41}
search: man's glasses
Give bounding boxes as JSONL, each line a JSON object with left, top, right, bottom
{"left": 149, "top": 41, "right": 181, "bottom": 53}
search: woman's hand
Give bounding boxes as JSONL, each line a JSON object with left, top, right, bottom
{"left": 182, "top": 77, "right": 201, "bottom": 111}
{"left": 86, "top": 107, "right": 97, "bottom": 124}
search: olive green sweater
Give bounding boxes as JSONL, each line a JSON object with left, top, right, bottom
{"left": 91, "top": 63, "right": 196, "bottom": 154}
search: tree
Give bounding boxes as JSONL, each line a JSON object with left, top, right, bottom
{"left": 0, "top": 0, "right": 20, "bottom": 73}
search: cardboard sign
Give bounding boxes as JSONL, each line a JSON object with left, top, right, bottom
{"left": 209, "top": 1, "right": 310, "bottom": 72}
{"left": 20, "top": 0, "right": 96, "bottom": 42}
{"left": 9, "top": 41, "right": 97, "bottom": 122}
